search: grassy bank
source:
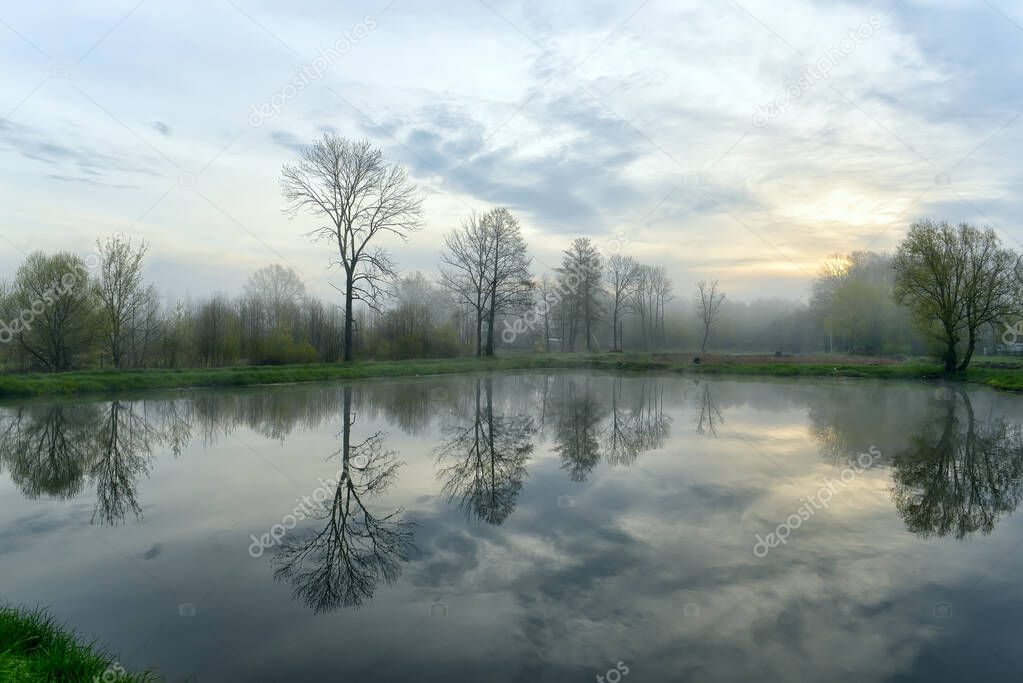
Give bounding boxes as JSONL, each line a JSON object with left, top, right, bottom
{"left": 0, "top": 356, "right": 613, "bottom": 398}
{"left": 0, "top": 605, "right": 154, "bottom": 682}
{"left": 0, "top": 353, "right": 1021, "bottom": 399}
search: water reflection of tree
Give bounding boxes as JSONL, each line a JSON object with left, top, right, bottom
{"left": 0, "top": 404, "right": 98, "bottom": 499}
{"left": 273, "top": 387, "right": 414, "bottom": 612}
{"left": 189, "top": 386, "right": 344, "bottom": 445}
{"left": 0, "top": 401, "right": 186, "bottom": 524}
{"left": 435, "top": 377, "right": 533, "bottom": 525}
{"left": 605, "top": 379, "right": 672, "bottom": 466}
{"left": 553, "top": 378, "right": 607, "bottom": 481}
{"left": 808, "top": 385, "right": 929, "bottom": 466}
{"left": 90, "top": 401, "right": 160, "bottom": 525}
{"left": 548, "top": 376, "right": 672, "bottom": 479}
{"left": 891, "top": 390, "right": 1023, "bottom": 539}
{"left": 693, "top": 383, "right": 723, "bottom": 437}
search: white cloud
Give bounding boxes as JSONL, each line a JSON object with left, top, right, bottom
{"left": 0, "top": 0, "right": 1020, "bottom": 300}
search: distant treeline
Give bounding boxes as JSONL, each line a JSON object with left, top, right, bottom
{"left": 0, "top": 229, "right": 1016, "bottom": 373}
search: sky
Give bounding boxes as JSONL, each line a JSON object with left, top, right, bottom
{"left": 2, "top": 0, "right": 1022, "bottom": 304}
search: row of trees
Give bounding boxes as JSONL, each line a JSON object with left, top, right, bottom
{"left": 280, "top": 135, "right": 689, "bottom": 358}
{"left": 4, "top": 135, "right": 1021, "bottom": 372}
{"left": 0, "top": 238, "right": 348, "bottom": 371}
{"left": 279, "top": 135, "right": 1023, "bottom": 371}
{"left": 809, "top": 221, "right": 1023, "bottom": 370}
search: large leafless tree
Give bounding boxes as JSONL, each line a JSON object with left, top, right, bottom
{"left": 281, "top": 135, "right": 423, "bottom": 361}
{"left": 440, "top": 212, "right": 492, "bottom": 357}
{"left": 483, "top": 208, "right": 532, "bottom": 356}
{"left": 440, "top": 207, "right": 531, "bottom": 357}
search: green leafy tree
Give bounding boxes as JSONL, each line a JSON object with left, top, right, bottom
{"left": 2, "top": 251, "right": 97, "bottom": 371}
{"left": 893, "top": 220, "right": 1020, "bottom": 372}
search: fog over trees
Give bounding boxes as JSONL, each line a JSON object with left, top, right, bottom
{"left": 2, "top": 137, "right": 1022, "bottom": 374}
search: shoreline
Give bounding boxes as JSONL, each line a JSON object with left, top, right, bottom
{"left": 0, "top": 605, "right": 154, "bottom": 682}
{"left": 1, "top": 353, "right": 1021, "bottom": 399}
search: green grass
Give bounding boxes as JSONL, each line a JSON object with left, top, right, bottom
{"left": 1, "top": 353, "right": 1022, "bottom": 399}
{"left": 0, "top": 356, "right": 612, "bottom": 398}
{"left": 0, "top": 605, "right": 155, "bottom": 682}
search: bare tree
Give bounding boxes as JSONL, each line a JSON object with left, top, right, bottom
{"left": 893, "top": 220, "right": 1021, "bottom": 372}
{"left": 95, "top": 235, "right": 152, "bottom": 368}
{"left": 440, "top": 212, "right": 493, "bottom": 357}
{"left": 650, "top": 266, "right": 673, "bottom": 348}
{"left": 629, "top": 265, "right": 654, "bottom": 350}
{"left": 483, "top": 208, "right": 532, "bottom": 356}
{"left": 281, "top": 135, "right": 423, "bottom": 361}
{"left": 606, "top": 254, "right": 640, "bottom": 352}
{"left": 126, "top": 286, "right": 163, "bottom": 368}
{"left": 695, "top": 279, "right": 726, "bottom": 353}
{"left": 535, "top": 274, "right": 557, "bottom": 351}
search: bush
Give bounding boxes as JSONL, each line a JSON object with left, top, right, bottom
{"left": 249, "top": 330, "right": 319, "bottom": 365}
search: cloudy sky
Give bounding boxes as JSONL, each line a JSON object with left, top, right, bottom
{"left": 2, "top": 0, "right": 1022, "bottom": 302}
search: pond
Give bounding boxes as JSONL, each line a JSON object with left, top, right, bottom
{"left": 2, "top": 371, "right": 1023, "bottom": 681}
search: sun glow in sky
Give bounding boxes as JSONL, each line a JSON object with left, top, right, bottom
{"left": 2, "top": 0, "right": 1022, "bottom": 302}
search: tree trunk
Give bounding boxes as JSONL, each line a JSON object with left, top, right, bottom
{"left": 944, "top": 339, "right": 957, "bottom": 373}
{"left": 475, "top": 307, "right": 483, "bottom": 358}
{"left": 343, "top": 272, "right": 354, "bottom": 362}
{"left": 584, "top": 297, "right": 592, "bottom": 352}
{"left": 958, "top": 329, "right": 976, "bottom": 371}
{"left": 611, "top": 300, "right": 620, "bottom": 351}
{"left": 342, "top": 385, "right": 352, "bottom": 472}
{"left": 485, "top": 297, "right": 496, "bottom": 357}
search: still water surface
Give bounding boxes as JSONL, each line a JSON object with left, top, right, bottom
{"left": 2, "top": 371, "right": 1023, "bottom": 681}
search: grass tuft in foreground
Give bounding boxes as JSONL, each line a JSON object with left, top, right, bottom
{"left": 0, "top": 605, "right": 155, "bottom": 682}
